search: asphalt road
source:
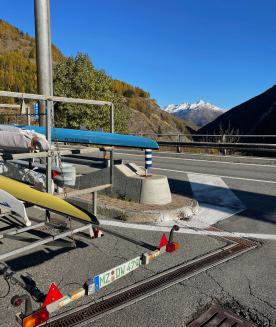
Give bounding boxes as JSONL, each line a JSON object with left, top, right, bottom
{"left": 0, "top": 150, "right": 276, "bottom": 327}
{"left": 91, "top": 149, "right": 276, "bottom": 326}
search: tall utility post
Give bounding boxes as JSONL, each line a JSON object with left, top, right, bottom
{"left": 34, "top": 0, "right": 53, "bottom": 194}
{"left": 34, "top": 0, "right": 53, "bottom": 126}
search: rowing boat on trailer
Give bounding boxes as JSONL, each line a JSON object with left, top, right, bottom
{"left": 19, "top": 126, "right": 159, "bottom": 149}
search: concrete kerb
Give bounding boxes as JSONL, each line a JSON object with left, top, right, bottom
{"left": 69, "top": 197, "right": 199, "bottom": 223}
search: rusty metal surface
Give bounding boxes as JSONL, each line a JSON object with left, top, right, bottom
{"left": 187, "top": 303, "right": 256, "bottom": 327}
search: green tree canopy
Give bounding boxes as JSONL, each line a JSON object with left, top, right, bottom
{"left": 53, "top": 53, "right": 128, "bottom": 133}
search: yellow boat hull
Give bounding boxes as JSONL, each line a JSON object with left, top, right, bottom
{"left": 0, "top": 176, "right": 97, "bottom": 224}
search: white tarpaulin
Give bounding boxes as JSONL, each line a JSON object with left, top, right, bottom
{"left": 0, "top": 125, "right": 49, "bottom": 151}
{"left": 0, "top": 189, "right": 31, "bottom": 226}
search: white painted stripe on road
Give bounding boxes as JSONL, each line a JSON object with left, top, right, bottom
{"left": 99, "top": 219, "right": 276, "bottom": 241}
{"left": 187, "top": 173, "right": 245, "bottom": 227}
{"left": 115, "top": 152, "right": 276, "bottom": 168}
{"left": 151, "top": 167, "right": 276, "bottom": 185}
{"left": 188, "top": 173, "right": 245, "bottom": 210}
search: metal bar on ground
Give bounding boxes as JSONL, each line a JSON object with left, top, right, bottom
{"left": 56, "top": 184, "right": 111, "bottom": 199}
{"left": 0, "top": 224, "right": 92, "bottom": 261}
{"left": 0, "top": 222, "right": 45, "bottom": 239}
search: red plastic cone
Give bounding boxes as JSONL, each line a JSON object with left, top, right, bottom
{"left": 42, "top": 282, "right": 63, "bottom": 307}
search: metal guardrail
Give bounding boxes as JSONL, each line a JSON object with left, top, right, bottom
{"left": 132, "top": 133, "right": 276, "bottom": 138}
{"left": 158, "top": 141, "right": 276, "bottom": 153}
{"left": 131, "top": 133, "right": 276, "bottom": 153}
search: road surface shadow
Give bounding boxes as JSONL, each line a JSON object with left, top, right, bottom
{"left": 168, "top": 177, "right": 276, "bottom": 225}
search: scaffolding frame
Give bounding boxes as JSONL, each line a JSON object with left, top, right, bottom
{"left": 0, "top": 90, "right": 114, "bottom": 261}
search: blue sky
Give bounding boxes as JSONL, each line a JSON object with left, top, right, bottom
{"left": 1, "top": 0, "right": 276, "bottom": 109}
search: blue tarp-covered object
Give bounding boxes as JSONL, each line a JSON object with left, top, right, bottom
{"left": 19, "top": 126, "right": 159, "bottom": 149}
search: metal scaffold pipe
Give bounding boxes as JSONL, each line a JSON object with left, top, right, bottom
{"left": 34, "top": 0, "right": 53, "bottom": 194}
{"left": 34, "top": 0, "right": 53, "bottom": 126}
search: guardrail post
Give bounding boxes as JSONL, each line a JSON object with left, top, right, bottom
{"left": 177, "top": 134, "right": 181, "bottom": 153}
{"left": 222, "top": 134, "right": 226, "bottom": 155}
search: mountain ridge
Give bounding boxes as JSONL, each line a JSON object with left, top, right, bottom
{"left": 199, "top": 85, "right": 276, "bottom": 136}
{"left": 164, "top": 100, "right": 224, "bottom": 128}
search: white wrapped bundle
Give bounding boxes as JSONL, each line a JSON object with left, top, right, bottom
{"left": 0, "top": 125, "right": 49, "bottom": 151}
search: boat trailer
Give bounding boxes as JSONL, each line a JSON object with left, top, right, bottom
{"left": 0, "top": 224, "right": 180, "bottom": 327}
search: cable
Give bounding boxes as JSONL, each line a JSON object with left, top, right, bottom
{"left": 61, "top": 282, "right": 82, "bottom": 289}
{"left": 57, "top": 275, "right": 82, "bottom": 290}
{"left": 0, "top": 278, "right": 11, "bottom": 299}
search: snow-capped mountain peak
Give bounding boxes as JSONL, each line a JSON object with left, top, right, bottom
{"left": 163, "top": 100, "right": 224, "bottom": 128}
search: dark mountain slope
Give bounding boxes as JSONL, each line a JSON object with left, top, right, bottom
{"left": 199, "top": 85, "right": 276, "bottom": 135}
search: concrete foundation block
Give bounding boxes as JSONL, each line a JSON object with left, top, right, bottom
{"left": 140, "top": 175, "right": 172, "bottom": 205}
{"left": 75, "top": 163, "right": 172, "bottom": 205}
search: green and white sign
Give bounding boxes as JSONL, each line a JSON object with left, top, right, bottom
{"left": 94, "top": 256, "right": 141, "bottom": 291}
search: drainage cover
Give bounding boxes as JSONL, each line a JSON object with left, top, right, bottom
{"left": 187, "top": 303, "right": 256, "bottom": 327}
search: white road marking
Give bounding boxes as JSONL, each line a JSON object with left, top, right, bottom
{"left": 188, "top": 173, "right": 245, "bottom": 209}
{"left": 99, "top": 219, "right": 276, "bottom": 241}
{"left": 151, "top": 167, "right": 276, "bottom": 185}
{"left": 115, "top": 152, "right": 276, "bottom": 168}
{"left": 187, "top": 173, "right": 245, "bottom": 227}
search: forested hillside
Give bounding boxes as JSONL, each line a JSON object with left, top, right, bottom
{"left": 199, "top": 85, "right": 276, "bottom": 138}
{"left": 0, "top": 20, "right": 194, "bottom": 134}
{"left": 0, "top": 19, "right": 62, "bottom": 103}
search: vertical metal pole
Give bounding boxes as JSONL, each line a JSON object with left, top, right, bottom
{"left": 35, "top": 0, "right": 53, "bottom": 195}
{"left": 46, "top": 100, "right": 52, "bottom": 194}
{"left": 27, "top": 106, "right": 31, "bottom": 125}
{"left": 47, "top": 0, "right": 54, "bottom": 97}
{"left": 92, "top": 191, "right": 97, "bottom": 216}
{"left": 110, "top": 103, "right": 114, "bottom": 134}
{"left": 109, "top": 104, "right": 114, "bottom": 189}
{"left": 34, "top": 0, "right": 53, "bottom": 126}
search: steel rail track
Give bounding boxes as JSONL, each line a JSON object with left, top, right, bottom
{"left": 41, "top": 233, "right": 256, "bottom": 327}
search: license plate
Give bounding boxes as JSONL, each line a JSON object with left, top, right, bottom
{"left": 94, "top": 256, "right": 141, "bottom": 291}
